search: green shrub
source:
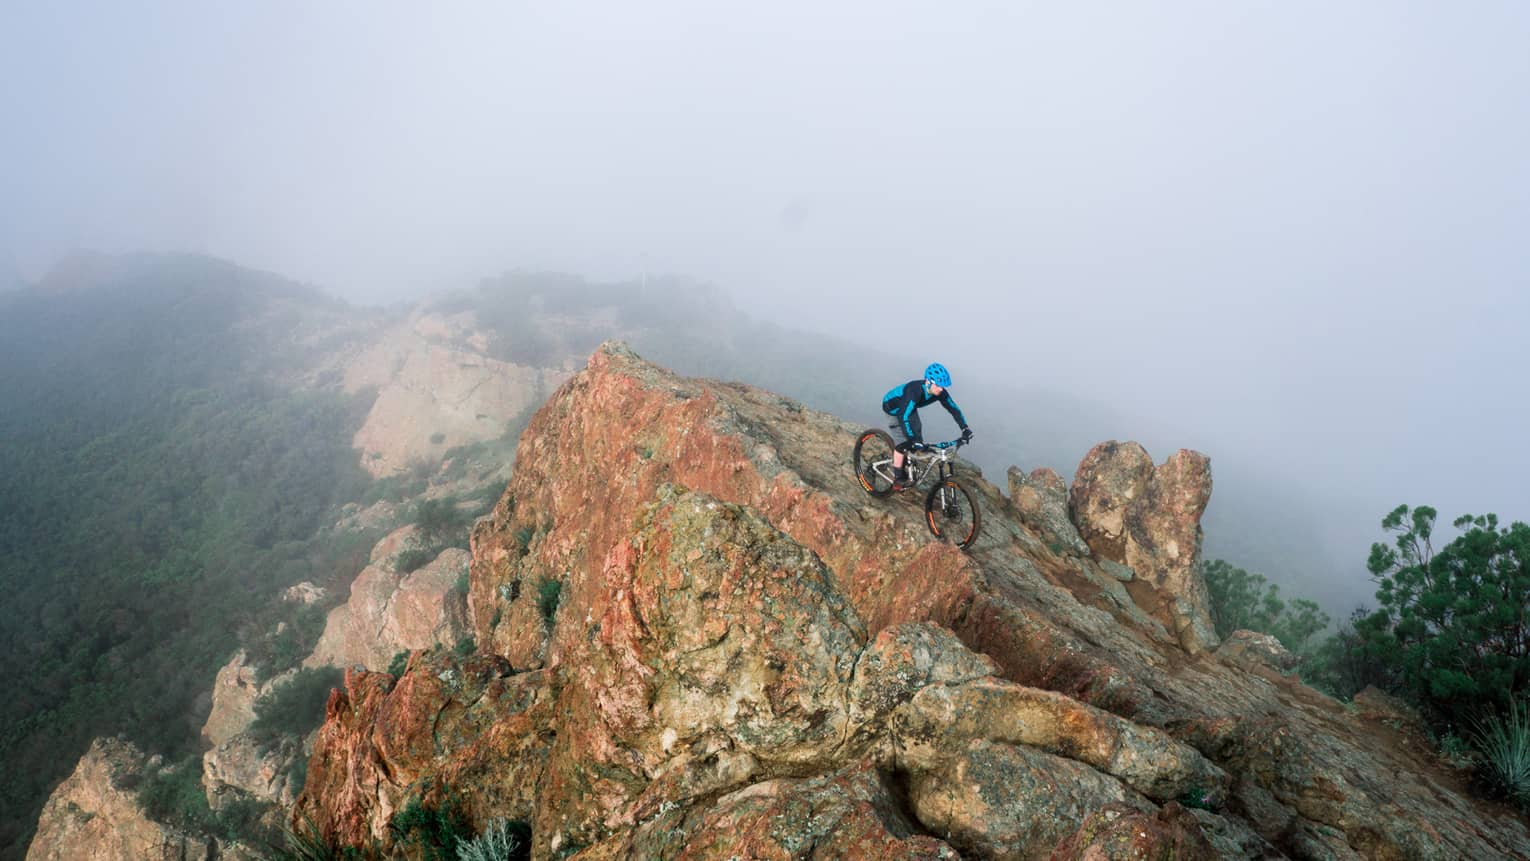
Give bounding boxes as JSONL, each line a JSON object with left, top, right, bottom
{"left": 537, "top": 579, "right": 563, "bottom": 626}
{"left": 137, "top": 755, "right": 214, "bottom": 832}
{"left": 456, "top": 818, "right": 531, "bottom": 861}
{"left": 513, "top": 526, "right": 536, "bottom": 555}
{"left": 395, "top": 547, "right": 436, "bottom": 573}
{"left": 1175, "top": 785, "right": 1218, "bottom": 812}
{"left": 430, "top": 432, "right": 446, "bottom": 444}
{"left": 1438, "top": 732, "right": 1476, "bottom": 769}
{"left": 453, "top": 636, "right": 476, "bottom": 659}
{"left": 250, "top": 603, "right": 331, "bottom": 682}
{"left": 249, "top": 666, "right": 345, "bottom": 750}
{"left": 213, "top": 795, "right": 274, "bottom": 845}
{"left": 387, "top": 651, "right": 410, "bottom": 678}
{"left": 415, "top": 498, "right": 471, "bottom": 547}
{"left": 389, "top": 793, "right": 473, "bottom": 861}
{"left": 363, "top": 473, "right": 429, "bottom": 504}
{"left": 1471, "top": 700, "right": 1530, "bottom": 807}
{"left": 1357, "top": 506, "right": 1530, "bottom": 724}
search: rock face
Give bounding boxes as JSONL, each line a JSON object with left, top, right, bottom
{"left": 1051, "top": 802, "right": 1221, "bottom": 861}
{"left": 343, "top": 311, "right": 565, "bottom": 477}
{"left": 200, "top": 651, "right": 304, "bottom": 812}
{"left": 1006, "top": 466, "right": 1090, "bottom": 557}
{"left": 202, "top": 650, "right": 264, "bottom": 748}
{"left": 1069, "top": 440, "right": 1220, "bottom": 655}
{"left": 296, "top": 490, "right": 1223, "bottom": 858}
{"left": 306, "top": 525, "right": 470, "bottom": 671}
{"left": 291, "top": 344, "right": 1530, "bottom": 860}
{"left": 27, "top": 738, "right": 215, "bottom": 861}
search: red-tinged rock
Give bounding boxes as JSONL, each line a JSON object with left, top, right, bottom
{"left": 288, "top": 343, "right": 1530, "bottom": 861}
{"left": 1049, "top": 802, "right": 1220, "bottom": 861}
{"left": 291, "top": 653, "right": 545, "bottom": 851}
{"left": 469, "top": 343, "right": 1159, "bottom": 715}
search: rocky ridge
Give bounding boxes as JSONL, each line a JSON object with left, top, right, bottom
{"left": 290, "top": 343, "right": 1530, "bottom": 860}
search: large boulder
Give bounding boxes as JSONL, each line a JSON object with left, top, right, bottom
{"left": 1069, "top": 441, "right": 1219, "bottom": 654}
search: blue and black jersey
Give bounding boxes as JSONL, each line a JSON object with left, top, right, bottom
{"left": 882, "top": 380, "right": 967, "bottom": 450}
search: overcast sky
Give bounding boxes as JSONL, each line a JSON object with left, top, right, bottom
{"left": 3, "top": 2, "right": 1527, "bottom": 562}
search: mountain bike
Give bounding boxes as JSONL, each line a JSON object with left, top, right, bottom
{"left": 853, "top": 430, "right": 981, "bottom": 549}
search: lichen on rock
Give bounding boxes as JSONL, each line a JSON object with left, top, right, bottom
{"left": 282, "top": 343, "right": 1530, "bottom": 861}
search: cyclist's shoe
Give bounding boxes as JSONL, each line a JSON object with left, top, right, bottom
{"left": 891, "top": 467, "right": 913, "bottom": 491}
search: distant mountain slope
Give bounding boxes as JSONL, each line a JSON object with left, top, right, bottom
{"left": 0, "top": 254, "right": 385, "bottom": 860}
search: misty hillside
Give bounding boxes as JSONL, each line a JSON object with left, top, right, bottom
{"left": 0, "top": 255, "right": 391, "bottom": 858}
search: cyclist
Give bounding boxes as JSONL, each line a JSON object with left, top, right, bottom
{"left": 881, "top": 363, "right": 973, "bottom": 490}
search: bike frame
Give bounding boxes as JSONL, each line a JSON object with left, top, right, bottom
{"left": 867, "top": 439, "right": 966, "bottom": 488}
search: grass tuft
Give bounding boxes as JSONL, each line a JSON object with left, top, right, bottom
{"left": 1471, "top": 700, "right": 1530, "bottom": 806}
{"left": 537, "top": 579, "right": 563, "bottom": 626}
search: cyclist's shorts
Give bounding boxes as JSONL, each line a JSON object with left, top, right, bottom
{"left": 883, "top": 402, "right": 921, "bottom": 450}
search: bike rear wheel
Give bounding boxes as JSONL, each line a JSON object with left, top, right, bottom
{"left": 853, "top": 429, "right": 897, "bottom": 497}
{"left": 925, "top": 478, "right": 980, "bottom": 549}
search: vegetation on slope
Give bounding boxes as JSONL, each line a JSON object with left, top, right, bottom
{"left": 1211, "top": 502, "right": 1530, "bottom": 809}
{"left": 0, "top": 256, "right": 378, "bottom": 859}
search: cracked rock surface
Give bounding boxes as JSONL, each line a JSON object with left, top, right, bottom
{"left": 292, "top": 343, "right": 1530, "bottom": 860}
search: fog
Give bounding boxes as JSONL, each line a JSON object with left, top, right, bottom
{"left": 3, "top": 2, "right": 1527, "bottom": 601}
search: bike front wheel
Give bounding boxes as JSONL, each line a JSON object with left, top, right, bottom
{"left": 925, "top": 478, "right": 980, "bottom": 549}
{"left": 853, "top": 429, "right": 897, "bottom": 498}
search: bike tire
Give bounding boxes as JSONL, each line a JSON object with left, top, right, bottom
{"left": 853, "top": 429, "right": 898, "bottom": 498}
{"left": 925, "top": 478, "right": 981, "bottom": 549}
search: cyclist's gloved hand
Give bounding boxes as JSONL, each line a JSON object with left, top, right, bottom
{"left": 960, "top": 427, "right": 973, "bottom": 443}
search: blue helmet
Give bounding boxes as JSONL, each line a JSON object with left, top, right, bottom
{"left": 924, "top": 362, "right": 951, "bottom": 387}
